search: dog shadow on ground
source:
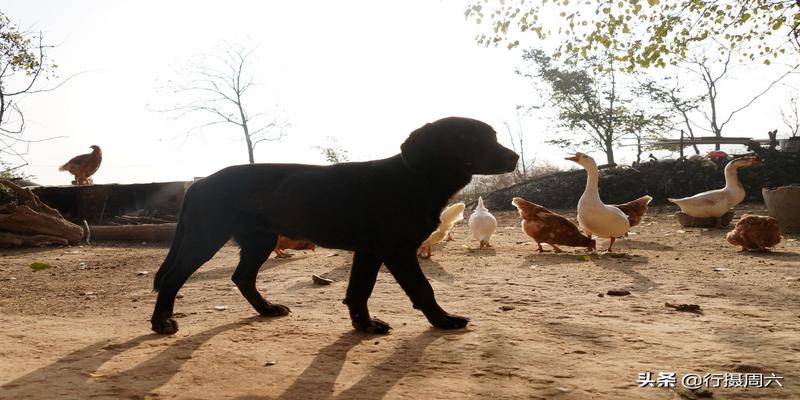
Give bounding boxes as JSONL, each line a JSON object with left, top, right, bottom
{"left": 276, "top": 329, "right": 457, "bottom": 400}
{"left": 0, "top": 316, "right": 268, "bottom": 399}
{"left": 418, "top": 258, "right": 457, "bottom": 284}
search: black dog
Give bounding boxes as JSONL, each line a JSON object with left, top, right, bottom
{"left": 151, "top": 117, "right": 519, "bottom": 335}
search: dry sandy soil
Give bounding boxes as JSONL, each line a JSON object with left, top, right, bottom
{"left": 1, "top": 205, "right": 799, "bottom": 399}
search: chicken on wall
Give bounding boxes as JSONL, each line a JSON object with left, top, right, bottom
{"left": 58, "top": 145, "right": 102, "bottom": 185}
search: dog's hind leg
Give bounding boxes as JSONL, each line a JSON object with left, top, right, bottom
{"left": 151, "top": 230, "right": 230, "bottom": 334}
{"left": 343, "top": 251, "right": 391, "bottom": 334}
{"left": 383, "top": 252, "right": 469, "bottom": 330}
{"left": 231, "top": 232, "right": 291, "bottom": 317}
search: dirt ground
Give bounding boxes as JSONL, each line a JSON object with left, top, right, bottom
{"left": 1, "top": 205, "right": 799, "bottom": 399}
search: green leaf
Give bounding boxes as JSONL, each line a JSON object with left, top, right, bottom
{"left": 30, "top": 262, "right": 51, "bottom": 271}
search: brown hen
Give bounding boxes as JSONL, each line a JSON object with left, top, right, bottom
{"left": 726, "top": 215, "right": 782, "bottom": 252}
{"left": 273, "top": 235, "right": 316, "bottom": 258}
{"left": 58, "top": 145, "right": 102, "bottom": 185}
{"left": 611, "top": 195, "right": 652, "bottom": 228}
{"left": 512, "top": 197, "right": 595, "bottom": 252}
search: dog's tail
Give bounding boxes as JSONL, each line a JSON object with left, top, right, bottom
{"left": 153, "top": 205, "right": 187, "bottom": 292}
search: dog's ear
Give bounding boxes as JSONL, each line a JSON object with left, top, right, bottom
{"left": 401, "top": 122, "right": 440, "bottom": 172}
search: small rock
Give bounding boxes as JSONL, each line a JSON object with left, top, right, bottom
{"left": 665, "top": 302, "right": 702, "bottom": 313}
{"left": 136, "top": 271, "right": 149, "bottom": 276}
{"left": 312, "top": 274, "right": 334, "bottom": 285}
{"left": 597, "top": 293, "right": 604, "bottom": 297}
{"left": 326, "top": 253, "right": 339, "bottom": 257}
{"left": 499, "top": 305, "right": 515, "bottom": 311}
{"left": 264, "top": 361, "right": 277, "bottom": 366}
{"left": 78, "top": 262, "right": 87, "bottom": 270}
{"left": 214, "top": 305, "right": 227, "bottom": 311}
{"left": 606, "top": 290, "right": 631, "bottom": 296}
{"left": 712, "top": 267, "right": 729, "bottom": 272}
{"left": 176, "top": 292, "right": 184, "bottom": 299}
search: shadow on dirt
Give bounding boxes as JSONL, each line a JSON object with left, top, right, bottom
{"left": 277, "top": 329, "right": 462, "bottom": 400}
{"left": 0, "top": 316, "right": 271, "bottom": 399}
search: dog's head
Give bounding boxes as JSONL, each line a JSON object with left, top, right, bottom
{"left": 400, "top": 117, "right": 519, "bottom": 175}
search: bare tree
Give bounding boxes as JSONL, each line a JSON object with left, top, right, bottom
{"left": 155, "top": 41, "right": 288, "bottom": 164}
{"left": 640, "top": 78, "right": 704, "bottom": 155}
{"left": 686, "top": 47, "right": 798, "bottom": 149}
{"left": 502, "top": 105, "right": 529, "bottom": 181}
{"left": 0, "top": 12, "right": 69, "bottom": 167}
{"left": 780, "top": 95, "right": 800, "bottom": 137}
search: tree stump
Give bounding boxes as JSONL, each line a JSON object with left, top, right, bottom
{"left": 0, "top": 179, "right": 84, "bottom": 248}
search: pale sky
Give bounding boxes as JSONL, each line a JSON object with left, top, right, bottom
{"left": 4, "top": 1, "right": 799, "bottom": 185}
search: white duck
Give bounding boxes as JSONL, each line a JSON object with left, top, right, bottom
{"left": 566, "top": 152, "right": 630, "bottom": 252}
{"left": 468, "top": 196, "right": 497, "bottom": 249}
{"left": 668, "top": 156, "right": 761, "bottom": 227}
{"left": 418, "top": 202, "right": 466, "bottom": 258}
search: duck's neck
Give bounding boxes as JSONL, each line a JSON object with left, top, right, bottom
{"left": 582, "top": 164, "right": 600, "bottom": 200}
{"left": 723, "top": 164, "right": 743, "bottom": 191}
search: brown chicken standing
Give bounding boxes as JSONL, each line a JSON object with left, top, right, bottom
{"left": 611, "top": 195, "right": 652, "bottom": 228}
{"left": 512, "top": 197, "right": 595, "bottom": 252}
{"left": 726, "top": 215, "right": 782, "bottom": 252}
{"left": 58, "top": 145, "right": 102, "bottom": 185}
{"left": 272, "top": 235, "right": 316, "bottom": 258}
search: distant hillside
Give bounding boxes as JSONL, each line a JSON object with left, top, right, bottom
{"left": 481, "top": 151, "right": 800, "bottom": 211}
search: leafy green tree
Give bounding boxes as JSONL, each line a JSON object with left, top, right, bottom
{"left": 466, "top": 0, "right": 799, "bottom": 69}
{"left": 0, "top": 11, "right": 60, "bottom": 164}
{"left": 521, "top": 48, "right": 667, "bottom": 164}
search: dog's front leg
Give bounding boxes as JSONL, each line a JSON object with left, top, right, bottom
{"left": 343, "top": 251, "right": 391, "bottom": 334}
{"left": 383, "top": 252, "right": 469, "bottom": 330}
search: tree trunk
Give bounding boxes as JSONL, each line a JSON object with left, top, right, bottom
{"left": 605, "top": 139, "right": 615, "bottom": 164}
{"left": 89, "top": 223, "right": 177, "bottom": 241}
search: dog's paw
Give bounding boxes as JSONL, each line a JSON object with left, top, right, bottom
{"left": 257, "top": 303, "right": 291, "bottom": 317}
{"left": 430, "top": 313, "right": 469, "bottom": 330}
{"left": 151, "top": 318, "right": 179, "bottom": 335}
{"left": 353, "top": 318, "right": 392, "bottom": 334}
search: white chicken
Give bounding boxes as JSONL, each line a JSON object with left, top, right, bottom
{"left": 468, "top": 196, "right": 497, "bottom": 249}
